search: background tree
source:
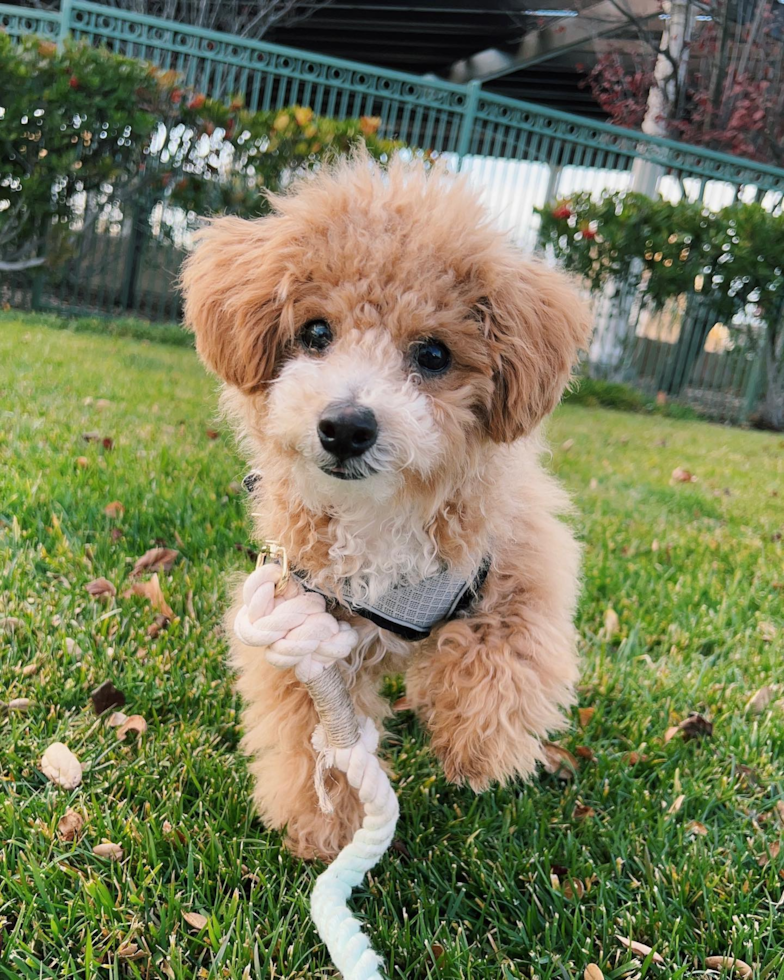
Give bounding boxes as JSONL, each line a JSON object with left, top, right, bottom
{"left": 585, "top": 0, "right": 784, "bottom": 168}
{"left": 21, "top": 0, "right": 331, "bottom": 39}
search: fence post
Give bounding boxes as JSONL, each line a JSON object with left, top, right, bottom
{"left": 456, "top": 80, "right": 480, "bottom": 169}
{"left": 58, "top": 0, "right": 73, "bottom": 48}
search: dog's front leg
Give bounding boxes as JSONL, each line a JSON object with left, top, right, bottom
{"left": 405, "top": 564, "right": 580, "bottom": 792}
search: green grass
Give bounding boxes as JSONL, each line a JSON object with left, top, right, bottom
{"left": 1, "top": 316, "right": 783, "bottom": 980}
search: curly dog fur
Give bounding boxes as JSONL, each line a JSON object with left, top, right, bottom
{"left": 181, "top": 154, "right": 591, "bottom": 860}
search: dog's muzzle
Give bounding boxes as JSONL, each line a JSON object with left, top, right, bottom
{"left": 317, "top": 401, "right": 378, "bottom": 480}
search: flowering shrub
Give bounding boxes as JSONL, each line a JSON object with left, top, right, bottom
{"left": 538, "top": 192, "right": 784, "bottom": 425}
{"left": 0, "top": 34, "right": 398, "bottom": 266}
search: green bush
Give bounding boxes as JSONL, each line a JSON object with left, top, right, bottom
{"left": 0, "top": 34, "right": 400, "bottom": 266}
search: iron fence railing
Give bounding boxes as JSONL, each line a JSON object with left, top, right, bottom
{"left": 2, "top": 0, "right": 784, "bottom": 423}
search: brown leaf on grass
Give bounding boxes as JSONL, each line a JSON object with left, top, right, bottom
{"left": 41, "top": 742, "right": 82, "bottom": 790}
{"left": 102, "top": 437, "right": 113, "bottom": 450}
{"left": 775, "top": 801, "right": 784, "bottom": 825}
{"left": 21, "top": 661, "right": 38, "bottom": 677}
{"left": 57, "top": 808, "right": 84, "bottom": 841}
{"left": 116, "top": 714, "right": 147, "bottom": 742}
{"left": 584, "top": 966, "right": 604, "bottom": 980}
{"left": 615, "top": 936, "right": 665, "bottom": 965}
{"left": 104, "top": 501, "right": 124, "bottom": 519}
{"left": 562, "top": 878, "right": 585, "bottom": 900}
{"left": 758, "top": 621, "right": 777, "bottom": 643}
{"left": 542, "top": 741, "right": 578, "bottom": 781}
{"left": 746, "top": 686, "right": 773, "bottom": 714}
{"left": 130, "top": 548, "right": 178, "bottom": 577}
{"left": 561, "top": 438, "right": 574, "bottom": 452}
{"left": 705, "top": 957, "right": 753, "bottom": 978}
{"left": 578, "top": 707, "right": 595, "bottom": 728}
{"left": 93, "top": 842, "right": 123, "bottom": 860}
{"left": 90, "top": 679, "right": 126, "bottom": 715}
{"left": 183, "top": 911, "right": 208, "bottom": 931}
{"left": 667, "top": 794, "right": 686, "bottom": 815}
{"left": 573, "top": 803, "right": 596, "bottom": 820}
{"left": 576, "top": 745, "right": 595, "bottom": 761}
{"left": 601, "top": 608, "right": 620, "bottom": 641}
{"left": 95, "top": 398, "right": 111, "bottom": 410}
{"left": 393, "top": 696, "right": 411, "bottom": 712}
{"left": 205, "top": 428, "right": 220, "bottom": 440}
{"left": 757, "top": 841, "right": 781, "bottom": 867}
{"left": 185, "top": 589, "right": 196, "bottom": 620}
{"left": 664, "top": 712, "right": 713, "bottom": 743}
{"left": 82, "top": 431, "right": 101, "bottom": 442}
{"left": 106, "top": 711, "right": 128, "bottom": 728}
{"left": 117, "top": 943, "right": 143, "bottom": 959}
{"left": 147, "top": 613, "right": 170, "bottom": 638}
{"left": 686, "top": 820, "right": 709, "bottom": 836}
{"left": 8, "top": 698, "right": 31, "bottom": 712}
{"left": 124, "top": 573, "right": 174, "bottom": 619}
{"left": 430, "top": 942, "right": 446, "bottom": 963}
{"left": 76, "top": 456, "right": 89, "bottom": 468}
{"left": 86, "top": 577, "right": 116, "bottom": 598}
{"left": 671, "top": 466, "right": 697, "bottom": 483}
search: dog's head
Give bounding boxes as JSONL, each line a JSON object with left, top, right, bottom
{"left": 182, "top": 157, "right": 590, "bottom": 507}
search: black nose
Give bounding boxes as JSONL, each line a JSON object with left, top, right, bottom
{"left": 318, "top": 403, "right": 378, "bottom": 460}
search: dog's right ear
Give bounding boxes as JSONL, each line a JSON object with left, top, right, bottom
{"left": 181, "top": 215, "right": 291, "bottom": 392}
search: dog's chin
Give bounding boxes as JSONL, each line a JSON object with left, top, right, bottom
{"left": 292, "top": 454, "right": 400, "bottom": 508}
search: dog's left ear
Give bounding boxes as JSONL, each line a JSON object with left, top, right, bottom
{"left": 481, "top": 258, "right": 592, "bottom": 442}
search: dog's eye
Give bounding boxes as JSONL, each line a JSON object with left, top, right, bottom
{"left": 412, "top": 339, "right": 451, "bottom": 375}
{"left": 299, "top": 319, "right": 333, "bottom": 352}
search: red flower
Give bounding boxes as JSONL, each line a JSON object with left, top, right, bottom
{"left": 582, "top": 227, "right": 597, "bottom": 240}
{"left": 170, "top": 88, "right": 183, "bottom": 104}
{"left": 552, "top": 205, "right": 572, "bottom": 220}
{"left": 69, "top": 75, "right": 79, "bottom": 89}
{"left": 188, "top": 93, "right": 206, "bottom": 111}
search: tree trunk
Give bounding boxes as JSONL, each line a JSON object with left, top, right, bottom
{"left": 631, "top": 0, "right": 694, "bottom": 195}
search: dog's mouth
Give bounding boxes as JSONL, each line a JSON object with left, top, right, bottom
{"left": 319, "top": 461, "right": 377, "bottom": 481}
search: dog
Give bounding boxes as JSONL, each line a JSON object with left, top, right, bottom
{"left": 181, "top": 154, "right": 591, "bottom": 861}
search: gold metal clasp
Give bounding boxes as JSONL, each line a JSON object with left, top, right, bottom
{"left": 255, "top": 537, "right": 290, "bottom": 595}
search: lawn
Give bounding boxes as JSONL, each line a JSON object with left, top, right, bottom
{"left": 1, "top": 314, "right": 783, "bottom": 980}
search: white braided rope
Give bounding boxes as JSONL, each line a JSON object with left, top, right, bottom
{"left": 235, "top": 563, "right": 399, "bottom": 980}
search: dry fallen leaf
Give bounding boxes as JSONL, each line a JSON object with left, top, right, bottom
{"left": 21, "top": 662, "right": 38, "bottom": 677}
{"left": 183, "top": 911, "right": 208, "bottom": 931}
{"left": 124, "top": 573, "right": 174, "bottom": 619}
{"left": 584, "top": 966, "right": 604, "bottom": 980}
{"left": 578, "top": 707, "right": 596, "bottom": 728}
{"left": 686, "top": 820, "right": 709, "bottom": 836}
{"left": 615, "top": 936, "right": 665, "bottom": 965}
{"left": 104, "top": 501, "right": 124, "bottom": 518}
{"left": 573, "top": 803, "right": 596, "bottom": 820}
{"left": 76, "top": 456, "right": 89, "bottom": 468}
{"left": 601, "top": 608, "right": 620, "bottom": 641}
{"left": 746, "top": 686, "right": 773, "bottom": 714}
{"left": 705, "top": 957, "right": 753, "bottom": 978}
{"left": 576, "top": 745, "right": 595, "bottom": 761}
{"left": 41, "top": 742, "right": 82, "bottom": 790}
{"left": 130, "top": 547, "right": 179, "bottom": 577}
{"left": 85, "top": 577, "right": 116, "bottom": 598}
{"left": 757, "top": 840, "right": 781, "bottom": 867}
{"left": 82, "top": 430, "right": 100, "bottom": 442}
{"left": 430, "top": 942, "right": 446, "bottom": 963}
{"left": 562, "top": 878, "right": 584, "bottom": 900}
{"left": 667, "top": 794, "right": 686, "bottom": 815}
{"left": 147, "top": 613, "right": 170, "bottom": 638}
{"left": 542, "top": 741, "right": 578, "bottom": 781}
{"left": 57, "top": 808, "right": 84, "bottom": 841}
{"left": 205, "top": 428, "right": 220, "bottom": 440}
{"left": 8, "top": 698, "right": 31, "bottom": 712}
{"left": 106, "top": 711, "right": 128, "bottom": 728}
{"left": 117, "top": 943, "right": 141, "bottom": 959}
{"left": 664, "top": 712, "right": 713, "bottom": 743}
{"left": 671, "top": 466, "right": 697, "bottom": 483}
{"left": 90, "top": 679, "right": 126, "bottom": 715}
{"left": 758, "top": 621, "right": 777, "bottom": 643}
{"left": 116, "top": 714, "right": 148, "bottom": 741}
{"left": 775, "top": 800, "right": 784, "bottom": 825}
{"left": 561, "top": 438, "right": 574, "bottom": 452}
{"left": 93, "top": 842, "right": 123, "bottom": 860}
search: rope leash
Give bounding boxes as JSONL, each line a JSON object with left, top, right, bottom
{"left": 234, "top": 560, "right": 399, "bottom": 980}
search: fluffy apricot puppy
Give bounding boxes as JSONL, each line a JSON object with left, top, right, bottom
{"left": 181, "top": 155, "right": 591, "bottom": 861}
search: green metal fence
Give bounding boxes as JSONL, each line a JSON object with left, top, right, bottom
{"left": 3, "top": 0, "right": 784, "bottom": 422}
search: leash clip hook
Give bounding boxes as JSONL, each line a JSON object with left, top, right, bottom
{"left": 252, "top": 524, "right": 290, "bottom": 596}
